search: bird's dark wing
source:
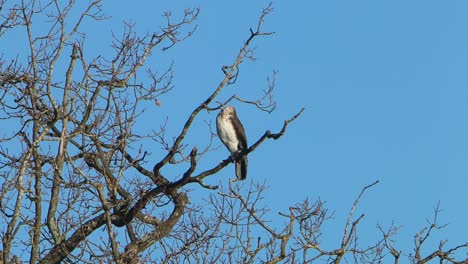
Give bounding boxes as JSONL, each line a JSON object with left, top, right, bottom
{"left": 230, "top": 114, "right": 247, "bottom": 150}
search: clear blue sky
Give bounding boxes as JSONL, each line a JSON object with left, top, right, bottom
{"left": 3, "top": 0, "right": 468, "bottom": 259}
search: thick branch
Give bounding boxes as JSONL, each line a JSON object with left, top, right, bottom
{"left": 40, "top": 214, "right": 107, "bottom": 264}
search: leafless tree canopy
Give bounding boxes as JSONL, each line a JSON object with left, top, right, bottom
{"left": 0, "top": 1, "right": 466, "bottom": 263}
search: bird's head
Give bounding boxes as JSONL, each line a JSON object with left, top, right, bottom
{"left": 221, "top": 106, "right": 236, "bottom": 116}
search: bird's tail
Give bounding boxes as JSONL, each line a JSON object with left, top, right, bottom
{"left": 235, "top": 156, "right": 248, "bottom": 180}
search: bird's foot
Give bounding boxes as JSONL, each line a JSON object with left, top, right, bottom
{"left": 231, "top": 151, "right": 243, "bottom": 162}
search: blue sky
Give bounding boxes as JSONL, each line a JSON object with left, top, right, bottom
{"left": 97, "top": 0, "right": 468, "bottom": 257}
{"left": 118, "top": 0, "right": 467, "bottom": 257}
{"left": 3, "top": 0, "right": 468, "bottom": 260}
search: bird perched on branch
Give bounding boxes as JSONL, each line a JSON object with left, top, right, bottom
{"left": 216, "top": 106, "right": 248, "bottom": 180}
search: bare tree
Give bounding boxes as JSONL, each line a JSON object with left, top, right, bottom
{"left": 0, "top": 1, "right": 466, "bottom": 264}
